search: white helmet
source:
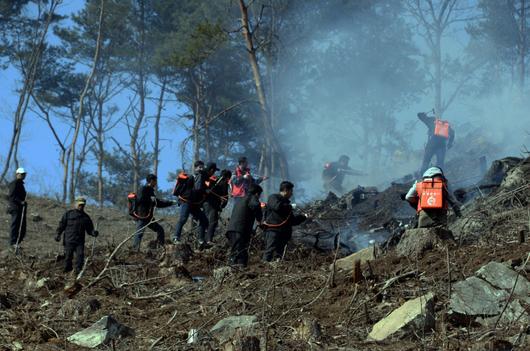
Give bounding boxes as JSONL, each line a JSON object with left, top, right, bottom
{"left": 423, "top": 167, "right": 443, "bottom": 178}
{"left": 16, "top": 167, "right": 26, "bottom": 174}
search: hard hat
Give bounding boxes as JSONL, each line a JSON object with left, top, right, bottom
{"left": 422, "top": 167, "right": 444, "bottom": 178}
{"left": 75, "top": 196, "right": 87, "bottom": 205}
{"left": 16, "top": 167, "right": 26, "bottom": 174}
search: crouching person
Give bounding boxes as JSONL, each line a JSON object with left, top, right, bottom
{"left": 262, "top": 181, "right": 307, "bottom": 262}
{"left": 226, "top": 184, "right": 263, "bottom": 266}
{"left": 405, "top": 167, "right": 461, "bottom": 228}
{"left": 55, "top": 197, "right": 98, "bottom": 274}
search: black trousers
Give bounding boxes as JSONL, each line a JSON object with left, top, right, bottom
{"left": 262, "top": 230, "right": 291, "bottom": 262}
{"left": 133, "top": 219, "right": 165, "bottom": 249}
{"left": 421, "top": 140, "right": 447, "bottom": 173}
{"left": 227, "top": 231, "right": 250, "bottom": 266}
{"left": 9, "top": 207, "right": 27, "bottom": 246}
{"left": 64, "top": 243, "right": 85, "bottom": 273}
{"left": 203, "top": 203, "right": 220, "bottom": 243}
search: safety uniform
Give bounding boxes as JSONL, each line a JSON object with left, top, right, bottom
{"left": 418, "top": 113, "right": 455, "bottom": 173}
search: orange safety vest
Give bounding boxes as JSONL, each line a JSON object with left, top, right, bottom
{"left": 434, "top": 119, "right": 450, "bottom": 138}
{"left": 415, "top": 178, "right": 448, "bottom": 213}
{"left": 231, "top": 167, "right": 250, "bottom": 198}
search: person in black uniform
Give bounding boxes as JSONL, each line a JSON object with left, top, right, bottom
{"left": 7, "top": 168, "right": 28, "bottom": 250}
{"left": 203, "top": 168, "right": 231, "bottom": 245}
{"left": 262, "top": 181, "right": 307, "bottom": 262}
{"left": 132, "top": 174, "right": 175, "bottom": 250}
{"left": 417, "top": 111, "right": 455, "bottom": 174}
{"left": 226, "top": 183, "right": 263, "bottom": 266}
{"left": 322, "top": 155, "right": 364, "bottom": 195}
{"left": 55, "top": 197, "right": 98, "bottom": 274}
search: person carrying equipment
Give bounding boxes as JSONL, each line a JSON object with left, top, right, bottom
{"left": 417, "top": 111, "right": 455, "bottom": 174}
{"left": 204, "top": 168, "right": 231, "bottom": 245}
{"left": 172, "top": 161, "right": 209, "bottom": 245}
{"left": 231, "top": 156, "right": 267, "bottom": 203}
{"left": 405, "top": 167, "right": 461, "bottom": 228}
{"left": 130, "top": 174, "right": 175, "bottom": 251}
{"left": 55, "top": 197, "right": 99, "bottom": 274}
{"left": 226, "top": 183, "right": 263, "bottom": 266}
{"left": 262, "top": 181, "right": 308, "bottom": 262}
{"left": 7, "top": 168, "right": 27, "bottom": 252}
{"left": 322, "top": 155, "right": 364, "bottom": 195}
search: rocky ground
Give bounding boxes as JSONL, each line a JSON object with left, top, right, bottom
{"left": 0, "top": 156, "right": 529, "bottom": 350}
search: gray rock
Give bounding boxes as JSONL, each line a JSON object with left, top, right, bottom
{"left": 476, "top": 262, "right": 530, "bottom": 303}
{"left": 210, "top": 315, "right": 258, "bottom": 344}
{"left": 450, "top": 276, "right": 509, "bottom": 317}
{"left": 67, "top": 315, "right": 134, "bottom": 348}
{"left": 332, "top": 246, "right": 376, "bottom": 273}
{"left": 367, "top": 292, "right": 435, "bottom": 341}
{"left": 396, "top": 227, "right": 454, "bottom": 257}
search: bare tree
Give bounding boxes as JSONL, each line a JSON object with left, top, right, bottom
{"left": 69, "top": 0, "right": 105, "bottom": 203}
{"left": 0, "top": 0, "right": 61, "bottom": 183}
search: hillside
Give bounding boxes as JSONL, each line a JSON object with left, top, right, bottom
{"left": 0, "top": 157, "right": 529, "bottom": 350}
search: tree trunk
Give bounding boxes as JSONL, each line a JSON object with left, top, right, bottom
{"left": 238, "top": 0, "right": 289, "bottom": 183}
{"left": 69, "top": 0, "right": 105, "bottom": 203}
{"left": 96, "top": 99, "right": 104, "bottom": 207}
{"left": 0, "top": 0, "right": 59, "bottom": 183}
{"left": 434, "top": 30, "right": 443, "bottom": 117}
{"left": 519, "top": 0, "right": 526, "bottom": 93}
{"left": 191, "top": 70, "right": 202, "bottom": 164}
{"left": 153, "top": 77, "right": 167, "bottom": 177}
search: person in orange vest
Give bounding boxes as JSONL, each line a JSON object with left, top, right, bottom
{"left": 203, "top": 167, "right": 231, "bottom": 245}
{"left": 231, "top": 156, "right": 267, "bottom": 203}
{"left": 405, "top": 167, "right": 461, "bottom": 228}
{"left": 418, "top": 112, "right": 455, "bottom": 174}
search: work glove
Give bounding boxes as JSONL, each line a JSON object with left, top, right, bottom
{"left": 92, "top": 230, "right": 99, "bottom": 237}
{"left": 243, "top": 173, "right": 250, "bottom": 180}
{"left": 291, "top": 203, "right": 297, "bottom": 210}
{"left": 54, "top": 235, "right": 61, "bottom": 242}
{"left": 400, "top": 193, "right": 407, "bottom": 201}
{"left": 171, "top": 200, "right": 178, "bottom": 205}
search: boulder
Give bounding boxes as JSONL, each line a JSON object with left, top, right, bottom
{"left": 332, "top": 246, "right": 376, "bottom": 273}
{"left": 476, "top": 262, "right": 530, "bottom": 303}
{"left": 67, "top": 315, "right": 134, "bottom": 348}
{"left": 367, "top": 292, "right": 435, "bottom": 341}
{"left": 210, "top": 315, "right": 258, "bottom": 344}
{"left": 395, "top": 227, "right": 454, "bottom": 257}
{"left": 449, "top": 276, "right": 508, "bottom": 317}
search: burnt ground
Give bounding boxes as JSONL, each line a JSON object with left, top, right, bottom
{"left": 0, "top": 156, "right": 529, "bottom": 350}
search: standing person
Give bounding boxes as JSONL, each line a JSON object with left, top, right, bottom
{"left": 173, "top": 160, "right": 209, "bottom": 245}
{"left": 262, "top": 181, "right": 307, "bottom": 262}
{"left": 226, "top": 184, "right": 263, "bottom": 266}
{"left": 204, "top": 168, "right": 231, "bottom": 245}
{"left": 322, "top": 155, "right": 364, "bottom": 195}
{"left": 231, "top": 156, "right": 267, "bottom": 203}
{"left": 54, "top": 197, "right": 99, "bottom": 274}
{"left": 7, "top": 168, "right": 27, "bottom": 251}
{"left": 132, "top": 174, "right": 175, "bottom": 251}
{"left": 417, "top": 111, "right": 455, "bottom": 174}
{"left": 405, "top": 167, "right": 461, "bottom": 228}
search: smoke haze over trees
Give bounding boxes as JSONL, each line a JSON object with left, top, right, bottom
{"left": 0, "top": 0, "right": 529, "bottom": 203}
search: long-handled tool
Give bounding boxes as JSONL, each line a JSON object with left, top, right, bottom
{"left": 76, "top": 217, "right": 102, "bottom": 281}
{"left": 14, "top": 203, "right": 27, "bottom": 256}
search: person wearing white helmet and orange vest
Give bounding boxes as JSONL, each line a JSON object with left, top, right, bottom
{"left": 405, "top": 167, "right": 461, "bottom": 228}
{"left": 7, "top": 168, "right": 27, "bottom": 250}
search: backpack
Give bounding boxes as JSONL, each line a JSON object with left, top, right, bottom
{"left": 415, "top": 178, "right": 447, "bottom": 212}
{"left": 434, "top": 119, "right": 450, "bottom": 138}
{"left": 127, "top": 192, "right": 138, "bottom": 218}
{"left": 172, "top": 172, "right": 191, "bottom": 197}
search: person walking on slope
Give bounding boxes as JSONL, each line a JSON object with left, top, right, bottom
{"left": 322, "top": 155, "right": 364, "bottom": 195}
{"left": 132, "top": 174, "right": 175, "bottom": 250}
{"left": 55, "top": 197, "right": 98, "bottom": 274}
{"left": 226, "top": 183, "right": 263, "bottom": 266}
{"left": 203, "top": 168, "right": 231, "bottom": 245}
{"left": 417, "top": 111, "right": 455, "bottom": 174}
{"left": 173, "top": 161, "right": 210, "bottom": 245}
{"left": 7, "top": 168, "right": 28, "bottom": 251}
{"left": 405, "top": 167, "right": 461, "bottom": 228}
{"left": 231, "top": 156, "right": 267, "bottom": 203}
{"left": 262, "top": 181, "right": 308, "bottom": 262}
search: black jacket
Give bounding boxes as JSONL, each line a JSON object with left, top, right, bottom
{"left": 136, "top": 185, "right": 173, "bottom": 219}
{"left": 7, "top": 179, "right": 26, "bottom": 213}
{"left": 418, "top": 113, "right": 455, "bottom": 148}
{"left": 263, "top": 194, "right": 306, "bottom": 234}
{"left": 181, "top": 170, "right": 209, "bottom": 205}
{"left": 206, "top": 176, "right": 230, "bottom": 211}
{"left": 227, "top": 193, "right": 263, "bottom": 234}
{"left": 56, "top": 209, "right": 95, "bottom": 245}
